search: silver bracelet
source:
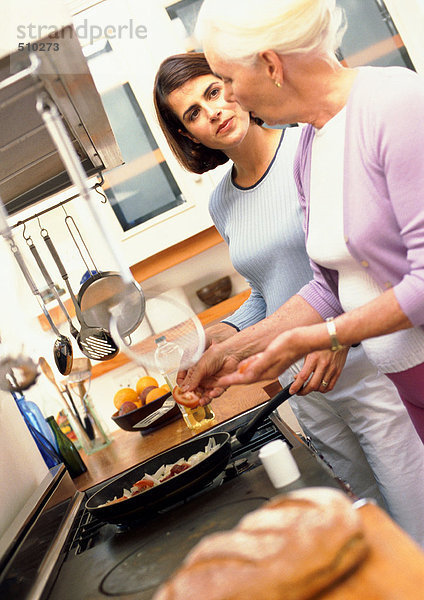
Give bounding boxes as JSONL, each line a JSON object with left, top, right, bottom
{"left": 325, "top": 317, "right": 345, "bottom": 352}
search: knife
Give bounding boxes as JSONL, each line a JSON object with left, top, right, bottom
{"left": 133, "top": 397, "right": 176, "bottom": 428}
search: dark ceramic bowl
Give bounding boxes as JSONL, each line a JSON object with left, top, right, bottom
{"left": 196, "top": 276, "right": 232, "bottom": 307}
{"left": 111, "top": 391, "right": 180, "bottom": 433}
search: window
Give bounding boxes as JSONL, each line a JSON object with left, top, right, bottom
{"left": 337, "top": 0, "right": 415, "bottom": 70}
{"left": 85, "top": 42, "right": 185, "bottom": 232}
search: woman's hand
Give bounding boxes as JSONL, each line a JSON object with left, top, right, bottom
{"left": 289, "top": 347, "right": 349, "bottom": 395}
{"left": 177, "top": 323, "right": 238, "bottom": 394}
{"left": 177, "top": 343, "right": 242, "bottom": 405}
{"left": 216, "top": 326, "right": 321, "bottom": 389}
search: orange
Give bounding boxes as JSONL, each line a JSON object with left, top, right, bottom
{"left": 136, "top": 376, "right": 159, "bottom": 396}
{"left": 159, "top": 383, "right": 171, "bottom": 393}
{"left": 113, "top": 387, "right": 138, "bottom": 410}
{"left": 145, "top": 387, "right": 167, "bottom": 404}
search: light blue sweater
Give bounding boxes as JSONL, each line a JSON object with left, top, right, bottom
{"left": 209, "top": 126, "right": 312, "bottom": 329}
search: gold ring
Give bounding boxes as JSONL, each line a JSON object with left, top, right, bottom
{"left": 321, "top": 380, "right": 329, "bottom": 387}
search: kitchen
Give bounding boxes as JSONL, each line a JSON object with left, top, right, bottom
{"left": 2, "top": 0, "right": 424, "bottom": 598}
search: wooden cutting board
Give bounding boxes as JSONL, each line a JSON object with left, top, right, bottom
{"left": 322, "top": 503, "right": 424, "bottom": 598}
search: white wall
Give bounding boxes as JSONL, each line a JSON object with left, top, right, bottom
{"left": 384, "top": 0, "right": 424, "bottom": 73}
{"left": 0, "top": 392, "right": 49, "bottom": 537}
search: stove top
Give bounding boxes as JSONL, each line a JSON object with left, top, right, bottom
{"left": 0, "top": 409, "right": 346, "bottom": 600}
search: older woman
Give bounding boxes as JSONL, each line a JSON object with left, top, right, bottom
{"left": 189, "top": 0, "right": 424, "bottom": 444}
{"left": 153, "top": 52, "right": 424, "bottom": 545}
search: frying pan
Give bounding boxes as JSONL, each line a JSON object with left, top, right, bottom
{"left": 86, "top": 383, "right": 294, "bottom": 524}
{"left": 86, "top": 432, "right": 232, "bottom": 524}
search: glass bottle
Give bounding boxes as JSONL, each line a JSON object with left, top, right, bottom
{"left": 13, "top": 392, "right": 61, "bottom": 469}
{"left": 154, "top": 336, "right": 215, "bottom": 430}
{"left": 46, "top": 415, "right": 87, "bottom": 478}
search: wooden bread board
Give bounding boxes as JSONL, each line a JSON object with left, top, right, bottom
{"left": 322, "top": 503, "right": 424, "bottom": 598}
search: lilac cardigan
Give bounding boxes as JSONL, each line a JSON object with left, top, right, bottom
{"left": 294, "top": 66, "right": 424, "bottom": 328}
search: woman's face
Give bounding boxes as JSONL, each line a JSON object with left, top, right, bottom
{"left": 167, "top": 74, "right": 251, "bottom": 150}
{"left": 205, "top": 50, "right": 292, "bottom": 127}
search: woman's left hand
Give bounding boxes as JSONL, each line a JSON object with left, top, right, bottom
{"left": 216, "top": 328, "right": 306, "bottom": 388}
{"left": 289, "top": 347, "right": 349, "bottom": 395}
{"left": 215, "top": 324, "right": 348, "bottom": 391}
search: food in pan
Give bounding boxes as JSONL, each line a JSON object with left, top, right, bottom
{"left": 153, "top": 487, "right": 369, "bottom": 600}
{"left": 173, "top": 386, "right": 202, "bottom": 408}
{"left": 97, "top": 437, "right": 221, "bottom": 508}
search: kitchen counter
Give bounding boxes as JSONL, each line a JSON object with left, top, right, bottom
{"left": 73, "top": 380, "right": 280, "bottom": 491}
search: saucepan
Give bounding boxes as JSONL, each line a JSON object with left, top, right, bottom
{"left": 86, "top": 383, "right": 294, "bottom": 523}
{"left": 63, "top": 212, "right": 145, "bottom": 338}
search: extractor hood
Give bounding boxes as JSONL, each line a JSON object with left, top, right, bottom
{"left": 0, "top": 24, "right": 123, "bottom": 216}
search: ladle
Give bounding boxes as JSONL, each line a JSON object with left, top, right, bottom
{"left": 25, "top": 230, "right": 79, "bottom": 341}
{"left": 8, "top": 238, "right": 73, "bottom": 376}
{"left": 0, "top": 206, "right": 53, "bottom": 387}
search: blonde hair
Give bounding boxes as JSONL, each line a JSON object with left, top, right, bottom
{"left": 196, "top": 0, "right": 346, "bottom": 66}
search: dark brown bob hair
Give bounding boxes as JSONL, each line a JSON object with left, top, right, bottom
{"left": 154, "top": 52, "right": 261, "bottom": 174}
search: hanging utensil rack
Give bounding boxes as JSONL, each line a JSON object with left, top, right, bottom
{"left": 9, "top": 174, "right": 107, "bottom": 231}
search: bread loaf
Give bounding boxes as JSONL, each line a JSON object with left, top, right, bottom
{"left": 153, "top": 487, "right": 368, "bottom": 600}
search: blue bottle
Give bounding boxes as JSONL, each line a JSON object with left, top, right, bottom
{"left": 13, "top": 392, "right": 61, "bottom": 469}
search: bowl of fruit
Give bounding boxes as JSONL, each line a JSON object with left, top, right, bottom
{"left": 111, "top": 376, "right": 181, "bottom": 433}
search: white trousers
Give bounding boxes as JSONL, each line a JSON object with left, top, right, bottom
{"left": 279, "top": 343, "right": 424, "bottom": 547}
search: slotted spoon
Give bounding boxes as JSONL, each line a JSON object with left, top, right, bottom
{"left": 42, "top": 229, "right": 119, "bottom": 362}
